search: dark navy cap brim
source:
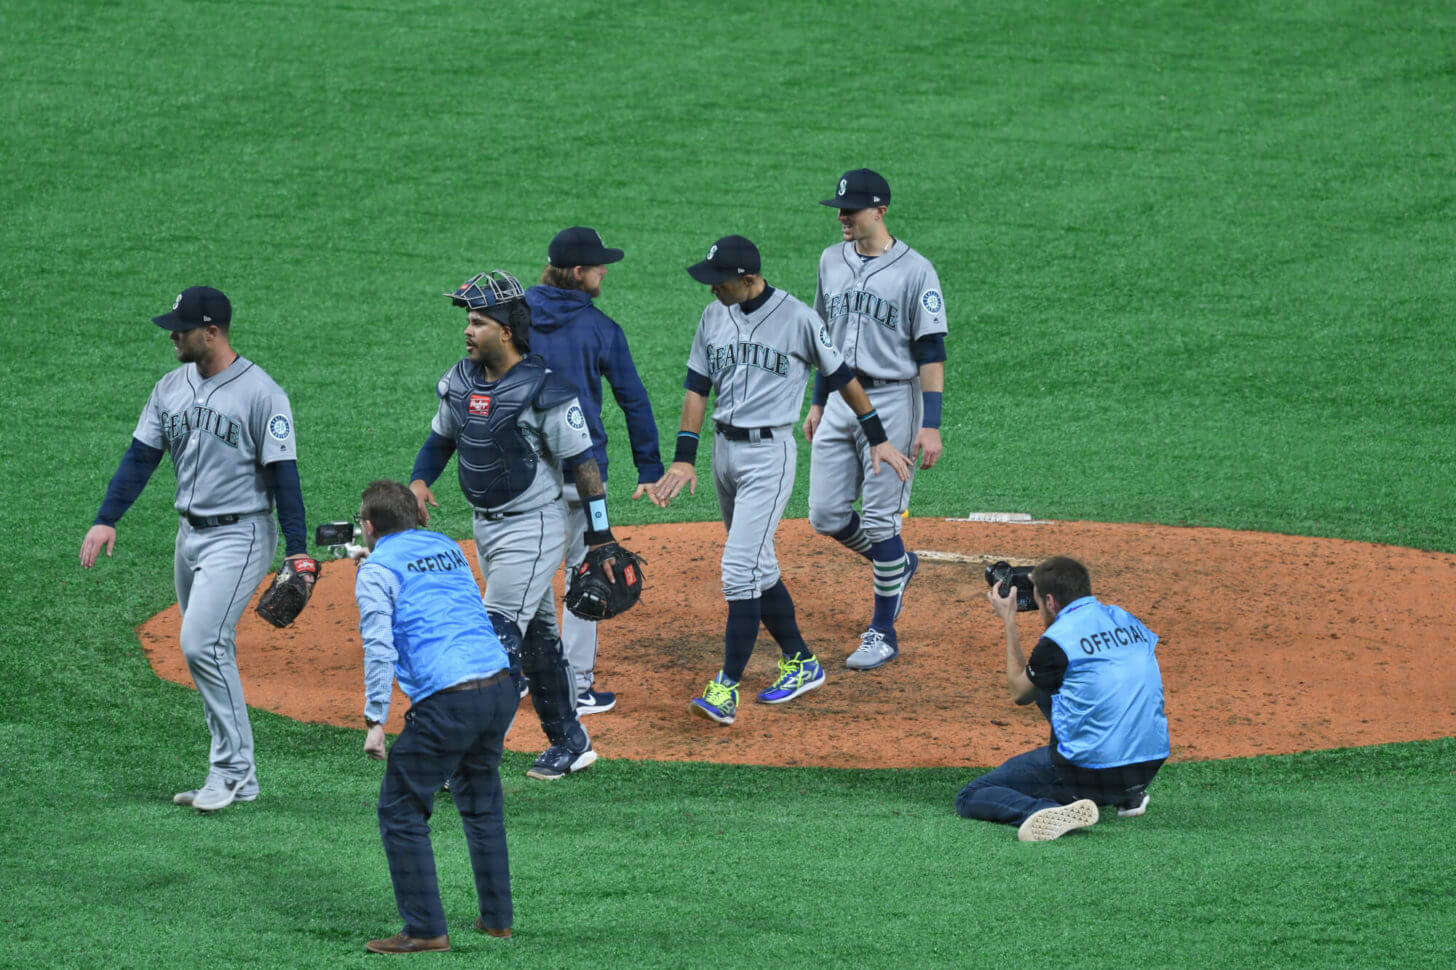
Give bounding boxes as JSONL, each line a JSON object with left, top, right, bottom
{"left": 686, "top": 262, "right": 741, "bottom": 285}
{"left": 599, "top": 247, "right": 625, "bottom": 265}
{"left": 820, "top": 195, "right": 882, "bottom": 209}
{"left": 151, "top": 312, "right": 205, "bottom": 332}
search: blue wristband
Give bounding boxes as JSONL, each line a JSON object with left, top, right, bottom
{"left": 922, "top": 391, "right": 943, "bottom": 430}
{"left": 673, "top": 431, "right": 699, "bottom": 466}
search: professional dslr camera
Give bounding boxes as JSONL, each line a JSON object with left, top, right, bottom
{"left": 984, "top": 560, "right": 1036, "bottom": 612}
{"left": 315, "top": 520, "right": 367, "bottom": 560}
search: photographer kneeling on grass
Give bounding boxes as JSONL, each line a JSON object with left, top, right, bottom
{"left": 957, "top": 556, "right": 1170, "bottom": 842}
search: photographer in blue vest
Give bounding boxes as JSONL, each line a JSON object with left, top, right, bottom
{"left": 355, "top": 479, "right": 517, "bottom": 954}
{"left": 956, "top": 556, "right": 1170, "bottom": 842}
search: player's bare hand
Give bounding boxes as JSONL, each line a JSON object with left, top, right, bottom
{"left": 631, "top": 482, "right": 652, "bottom": 502}
{"left": 646, "top": 462, "right": 697, "bottom": 509}
{"left": 586, "top": 542, "right": 618, "bottom": 583}
{"left": 802, "top": 405, "right": 824, "bottom": 443}
{"left": 869, "top": 442, "right": 913, "bottom": 482}
{"left": 911, "top": 427, "right": 943, "bottom": 470}
{"left": 364, "top": 724, "right": 387, "bottom": 760}
{"left": 409, "top": 479, "right": 438, "bottom": 526}
{"left": 987, "top": 581, "right": 1018, "bottom": 622}
{"left": 80, "top": 525, "right": 116, "bottom": 569}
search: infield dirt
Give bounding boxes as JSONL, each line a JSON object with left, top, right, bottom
{"left": 137, "top": 518, "right": 1456, "bottom": 768}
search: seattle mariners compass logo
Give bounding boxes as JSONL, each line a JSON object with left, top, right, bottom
{"left": 817, "top": 324, "right": 834, "bottom": 349}
{"left": 268, "top": 414, "right": 291, "bottom": 440}
{"left": 921, "top": 290, "right": 943, "bottom": 314}
{"left": 566, "top": 404, "right": 587, "bottom": 431}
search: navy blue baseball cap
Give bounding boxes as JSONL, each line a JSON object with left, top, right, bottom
{"left": 686, "top": 235, "right": 761, "bottom": 284}
{"left": 820, "top": 168, "right": 891, "bottom": 209}
{"left": 152, "top": 286, "right": 231, "bottom": 331}
{"left": 548, "top": 226, "right": 625, "bottom": 268}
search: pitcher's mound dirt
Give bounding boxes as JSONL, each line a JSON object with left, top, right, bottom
{"left": 136, "top": 518, "right": 1456, "bottom": 769}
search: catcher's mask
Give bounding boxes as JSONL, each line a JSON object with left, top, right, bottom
{"left": 447, "top": 270, "right": 531, "bottom": 353}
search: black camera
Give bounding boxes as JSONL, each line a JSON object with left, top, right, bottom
{"left": 315, "top": 521, "right": 358, "bottom": 547}
{"left": 984, "top": 560, "right": 1037, "bottom": 612}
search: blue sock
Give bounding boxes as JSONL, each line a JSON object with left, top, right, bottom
{"left": 759, "top": 580, "right": 807, "bottom": 659}
{"left": 831, "top": 511, "right": 873, "bottom": 560}
{"left": 722, "top": 598, "right": 762, "bottom": 682}
{"left": 869, "top": 536, "right": 908, "bottom": 634}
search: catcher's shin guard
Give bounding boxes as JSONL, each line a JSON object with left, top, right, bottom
{"left": 487, "top": 610, "right": 527, "bottom": 697}
{"left": 522, "top": 617, "right": 579, "bottom": 744}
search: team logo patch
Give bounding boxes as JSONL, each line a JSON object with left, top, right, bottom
{"left": 706, "top": 244, "right": 718, "bottom": 261}
{"left": 838, "top": 178, "right": 848, "bottom": 196}
{"left": 267, "top": 414, "right": 291, "bottom": 440}
{"left": 566, "top": 404, "right": 586, "bottom": 431}
{"left": 817, "top": 324, "right": 834, "bottom": 348}
{"left": 921, "top": 289, "right": 944, "bottom": 314}
{"left": 172, "top": 293, "right": 183, "bottom": 310}
{"left": 469, "top": 393, "right": 492, "bottom": 416}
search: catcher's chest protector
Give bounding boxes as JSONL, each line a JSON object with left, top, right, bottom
{"left": 448, "top": 358, "right": 547, "bottom": 510}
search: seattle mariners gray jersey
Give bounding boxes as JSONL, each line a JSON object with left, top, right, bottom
{"left": 80, "top": 285, "right": 311, "bottom": 812}
{"left": 807, "top": 168, "right": 948, "bottom": 672}
{"left": 688, "top": 288, "right": 845, "bottom": 432}
{"left": 134, "top": 358, "right": 298, "bottom": 514}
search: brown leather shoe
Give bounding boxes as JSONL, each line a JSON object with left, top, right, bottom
{"left": 473, "top": 917, "right": 512, "bottom": 938}
{"left": 364, "top": 932, "right": 450, "bottom": 954}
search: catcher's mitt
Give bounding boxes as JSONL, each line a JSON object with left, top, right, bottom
{"left": 565, "top": 543, "right": 643, "bottom": 621}
{"left": 256, "top": 557, "right": 319, "bottom": 629}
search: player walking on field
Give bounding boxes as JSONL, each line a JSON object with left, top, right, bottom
{"left": 525, "top": 226, "right": 662, "bottom": 716}
{"left": 78, "top": 286, "right": 314, "bottom": 812}
{"left": 646, "top": 236, "right": 910, "bottom": 725}
{"left": 805, "top": 169, "right": 947, "bottom": 671}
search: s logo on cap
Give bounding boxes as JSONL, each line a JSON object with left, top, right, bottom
{"left": 707, "top": 244, "right": 718, "bottom": 260}
{"left": 838, "top": 178, "right": 848, "bottom": 196}
{"left": 173, "top": 294, "right": 183, "bottom": 310}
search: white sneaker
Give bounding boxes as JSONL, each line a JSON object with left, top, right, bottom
{"left": 191, "top": 770, "right": 257, "bottom": 812}
{"left": 174, "top": 776, "right": 259, "bottom": 806}
{"left": 1117, "top": 793, "right": 1150, "bottom": 818}
{"left": 1017, "top": 799, "right": 1099, "bottom": 842}
{"left": 845, "top": 628, "right": 899, "bottom": 670}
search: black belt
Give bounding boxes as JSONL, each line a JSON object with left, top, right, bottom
{"left": 183, "top": 513, "right": 243, "bottom": 530}
{"left": 716, "top": 424, "right": 776, "bottom": 441}
{"left": 439, "top": 670, "right": 510, "bottom": 694}
{"left": 854, "top": 372, "right": 909, "bottom": 389}
{"left": 474, "top": 493, "right": 560, "bottom": 522}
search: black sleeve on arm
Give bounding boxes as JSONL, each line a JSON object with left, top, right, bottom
{"left": 683, "top": 368, "right": 711, "bottom": 395}
{"left": 811, "top": 372, "right": 829, "bottom": 407}
{"left": 94, "top": 438, "right": 164, "bottom": 527}
{"left": 912, "top": 333, "right": 947, "bottom": 364}
{"left": 265, "top": 460, "right": 308, "bottom": 557}
{"left": 409, "top": 431, "right": 456, "bottom": 486}
{"left": 1026, "top": 636, "right": 1069, "bottom": 692}
{"left": 823, "top": 361, "right": 856, "bottom": 392}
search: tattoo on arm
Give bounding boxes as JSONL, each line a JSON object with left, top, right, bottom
{"left": 574, "top": 458, "right": 604, "bottom": 496}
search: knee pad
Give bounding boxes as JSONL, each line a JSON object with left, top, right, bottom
{"left": 521, "top": 616, "right": 565, "bottom": 674}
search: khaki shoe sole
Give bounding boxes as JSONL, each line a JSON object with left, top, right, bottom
{"left": 1018, "top": 799, "right": 1099, "bottom": 842}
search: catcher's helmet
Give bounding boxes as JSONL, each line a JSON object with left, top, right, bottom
{"left": 446, "top": 270, "right": 526, "bottom": 311}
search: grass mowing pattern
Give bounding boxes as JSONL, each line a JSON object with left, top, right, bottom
{"left": 2, "top": 1, "right": 1453, "bottom": 965}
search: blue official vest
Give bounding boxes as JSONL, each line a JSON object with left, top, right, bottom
{"left": 1042, "top": 596, "right": 1170, "bottom": 769}
{"left": 366, "top": 530, "right": 507, "bottom": 702}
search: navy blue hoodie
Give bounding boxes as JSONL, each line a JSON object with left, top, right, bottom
{"left": 525, "top": 284, "right": 663, "bottom": 485}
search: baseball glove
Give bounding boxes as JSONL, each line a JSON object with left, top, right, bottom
{"left": 256, "top": 557, "right": 320, "bottom": 628}
{"left": 565, "top": 543, "right": 644, "bottom": 621}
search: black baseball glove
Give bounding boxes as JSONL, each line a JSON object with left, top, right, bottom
{"left": 565, "top": 543, "right": 644, "bottom": 621}
{"left": 256, "top": 557, "right": 320, "bottom": 628}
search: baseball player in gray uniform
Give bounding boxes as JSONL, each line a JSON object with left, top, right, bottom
{"left": 805, "top": 169, "right": 947, "bottom": 671}
{"left": 646, "top": 236, "right": 910, "bottom": 725}
{"left": 79, "top": 286, "right": 313, "bottom": 812}
{"left": 409, "top": 270, "right": 613, "bottom": 780}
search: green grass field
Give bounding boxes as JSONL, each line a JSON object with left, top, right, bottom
{"left": 3, "top": 1, "right": 1453, "bottom": 966}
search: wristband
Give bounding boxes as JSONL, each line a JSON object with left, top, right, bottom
{"left": 857, "top": 409, "right": 889, "bottom": 446}
{"left": 673, "top": 431, "right": 699, "bottom": 466}
{"left": 922, "top": 391, "right": 942, "bottom": 430}
{"left": 583, "top": 527, "right": 616, "bottom": 546}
